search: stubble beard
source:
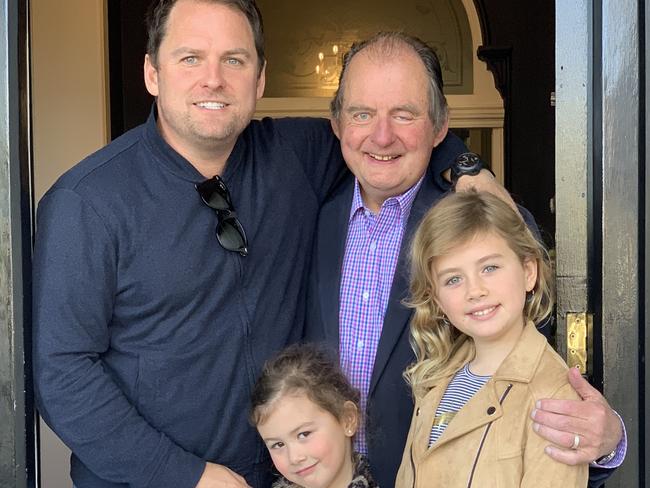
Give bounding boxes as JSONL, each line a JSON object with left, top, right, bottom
{"left": 184, "top": 111, "right": 247, "bottom": 150}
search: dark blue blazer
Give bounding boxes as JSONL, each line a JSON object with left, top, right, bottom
{"left": 305, "top": 132, "right": 467, "bottom": 487}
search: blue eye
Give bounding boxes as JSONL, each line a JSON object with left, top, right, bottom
{"left": 226, "top": 57, "right": 243, "bottom": 66}
{"left": 352, "top": 113, "right": 371, "bottom": 122}
{"left": 445, "top": 276, "right": 461, "bottom": 286}
{"left": 483, "top": 265, "right": 498, "bottom": 273}
{"left": 182, "top": 56, "right": 198, "bottom": 65}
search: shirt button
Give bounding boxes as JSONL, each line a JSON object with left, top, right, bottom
{"left": 369, "top": 241, "right": 377, "bottom": 252}
{"left": 487, "top": 406, "right": 496, "bottom": 415}
{"left": 362, "top": 291, "right": 370, "bottom": 301}
{"left": 357, "top": 340, "right": 364, "bottom": 350}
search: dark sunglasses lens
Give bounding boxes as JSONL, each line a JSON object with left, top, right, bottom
{"left": 216, "top": 218, "right": 247, "bottom": 255}
{"left": 204, "top": 190, "right": 229, "bottom": 210}
{"left": 197, "top": 178, "right": 231, "bottom": 210}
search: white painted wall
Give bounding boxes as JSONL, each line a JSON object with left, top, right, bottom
{"left": 31, "top": 1, "right": 109, "bottom": 486}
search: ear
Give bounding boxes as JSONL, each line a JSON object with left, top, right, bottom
{"left": 144, "top": 54, "right": 159, "bottom": 97}
{"left": 256, "top": 61, "right": 267, "bottom": 100}
{"left": 523, "top": 258, "right": 538, "bottom": 292}
{"left": 341, "top": 401, "right": 359, "bottom": 437}
{"left": 432, "top": 116, "right": 450, "bottom": 147}
{"left": 330, "top": 117, "right": 341, "bottom": 140}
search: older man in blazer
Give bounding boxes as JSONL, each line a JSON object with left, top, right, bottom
{"left": 306, "top": 32, "right": 623, "bottom": 488}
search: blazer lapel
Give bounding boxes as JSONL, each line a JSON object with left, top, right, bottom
{"left": 316, "top": 180, "right": 355, "bottom": 351}
{"left": 368, "top": 176, "right": 447, "bottom": 394}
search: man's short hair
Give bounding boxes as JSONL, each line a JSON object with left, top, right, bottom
{"left": 145, "top": 0, "right": 265, "bottom": 75}
{"left": 330, "top": 32, "right": 448, "bottom": 132}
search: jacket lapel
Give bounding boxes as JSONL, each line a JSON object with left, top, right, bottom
{"left": 368, "top": 176, "right": 446, "bottom": 394}
{"left": 427, "top": 381, "right": 505, "bottom": 452}
{"left": 413, "top": 323, "right": 548, "bottom": 459}
{"left": 317, "top": 180, "right": 355, "bottom": 351}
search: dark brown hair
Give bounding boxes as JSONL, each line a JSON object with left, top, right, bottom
{"left": 250, "top": 343, "right": 360, "bottom": 425}
{"left": 145, "top": 0, "right": 265, "bottom": 75}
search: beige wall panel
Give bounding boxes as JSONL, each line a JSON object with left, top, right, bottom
{"left": 31, "top": 0, "right": 108, "bottom": 203}
{"left": 31, "top": 1, "right": 108, "bottom": 487}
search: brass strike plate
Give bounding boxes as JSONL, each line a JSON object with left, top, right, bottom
{"left": 566, "top": 312, "right": 593, "bottom": 376}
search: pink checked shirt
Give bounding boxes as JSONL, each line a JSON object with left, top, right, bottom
{"left": 339, "top": 177, "right": 423, "bottom": 453}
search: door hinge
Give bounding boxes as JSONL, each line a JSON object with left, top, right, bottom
{"left": 566, "top": 312, "right": 593, "bottom": 376}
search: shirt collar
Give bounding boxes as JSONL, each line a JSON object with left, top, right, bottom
{"left": 143, "top": 103, "right": 246, "bottom": 183}
{"left": 349, "top": 175, "right": 425, "bottom": 222}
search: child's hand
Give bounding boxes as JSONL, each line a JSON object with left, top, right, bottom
{"left": 530, "top": 367, "right": 624, "bottom": 465}
{"left": 195, "top": 462, "right": 252, "bottom": 488}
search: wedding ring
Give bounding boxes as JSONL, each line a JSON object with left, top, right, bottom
{"left": 570, "top": 434, "right": 580, "bottom": 450}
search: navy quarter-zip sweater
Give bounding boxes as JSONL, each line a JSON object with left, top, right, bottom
{"left": 33, "top": 111, "right": 345, "bottom": 488}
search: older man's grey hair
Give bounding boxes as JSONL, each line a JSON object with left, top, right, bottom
{"left": 330, "top": 32, "right": 448, "bottom": 133}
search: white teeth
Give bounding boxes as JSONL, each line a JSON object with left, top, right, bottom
{"left": 196, "top": 102, "right": 226, "bottom": 110}
{"left": 369, "top": 153, "right": 397, "bottom": 161}
{"left": 472, "top": 306, "right": 495, "bottom": 317}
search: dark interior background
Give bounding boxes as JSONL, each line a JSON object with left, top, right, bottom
{"left": 107, "top": 0, "right": 555, "bottom": 246}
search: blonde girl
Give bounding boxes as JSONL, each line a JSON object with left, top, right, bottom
{"left": 251, "top": 344, "right": 378, "bottom": 488}
{"left": 395, "top": 191, "right": 587, "bottom": 487}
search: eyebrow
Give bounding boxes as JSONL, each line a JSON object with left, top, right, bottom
{"left": 170, "top": 46, "right": 200, "bottom": 57}
{"left": 222, "top": 48, "right": 253, "bottom": 59}
{"left": 262, "top": 421, "right": 316, "bottom": 442}
{"left": 391, "top": 104, "right": 421, "bottom": 115}
{"left": 344, "top": 104, "right": 423, "bottom": 115}
{"left": 436, "top": 253, "right": 504, "bottom": 276}
{"left": 169, "top": 47, "right": 253, "bottom": 58}
{"left": 345, "top": 105, "right": 374, "bottom": 114}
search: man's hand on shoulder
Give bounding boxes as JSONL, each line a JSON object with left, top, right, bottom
{"left": 452, "top": 169, "right": 518, "bottom": 211}
{"left": 196, "top": 463, "right": 252, "bottom": 488}
{"left": 531, "top": 367, "right": 624, "bottom": 466}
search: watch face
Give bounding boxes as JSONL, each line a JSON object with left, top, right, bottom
{"left": 451, "top": 152, "right": 484, "bottom": 186}
{"left": 456, "top": 152, "right": 481, "bottom": 168}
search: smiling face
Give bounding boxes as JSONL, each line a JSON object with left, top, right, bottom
{"left": 331, "top": 45, "right": 448, "bottom": 213}
{"left": 257, "top": 393, "right": 356, "bottom": 488}
{"left": 144, "top": 0, "right": 265, "bottom": 161}
{"left": 432, "top": 232, "right": 537, "bottom": 349}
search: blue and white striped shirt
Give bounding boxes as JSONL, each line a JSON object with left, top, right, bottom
{"left": 429, "top": 363, "right": 491, "bottom": 446}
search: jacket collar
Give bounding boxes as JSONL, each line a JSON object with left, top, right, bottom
{"left": 492, "top": 321, "right": 549, "bottom": 384}
{"left": 413, "top": 322, "right": 548, "bottom": 456}
{"left": 426, "top": 321, "right": 548, "bottom": 390}
{"left": 142, "top": 104, "right": 246, "bottom": 183}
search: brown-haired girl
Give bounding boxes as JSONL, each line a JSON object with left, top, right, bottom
{"left": 395, "top": 191, "right": 587, "bottom": 487}
{"left": 251, "top": 344, "right": 378, "bottom": 488}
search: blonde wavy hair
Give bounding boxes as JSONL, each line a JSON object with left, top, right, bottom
{"left": 405, "top": 191, "right": 554, "bottom": 399}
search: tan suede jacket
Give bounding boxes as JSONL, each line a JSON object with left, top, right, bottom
{"left": 396, "top": 322, "right": 588, "bottom": 488}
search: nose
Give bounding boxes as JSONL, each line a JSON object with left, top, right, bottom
{"left": 466, "top": 275, "right": 488, "bottom": 301}
{"left": 370, "top": 116, "right": 396, "bottom": 147}
{"left": 288, "top": 445, "right": 307, "bottom": 465}
{"left": 202, "top": 60, "right": 226, "bottom": 90}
